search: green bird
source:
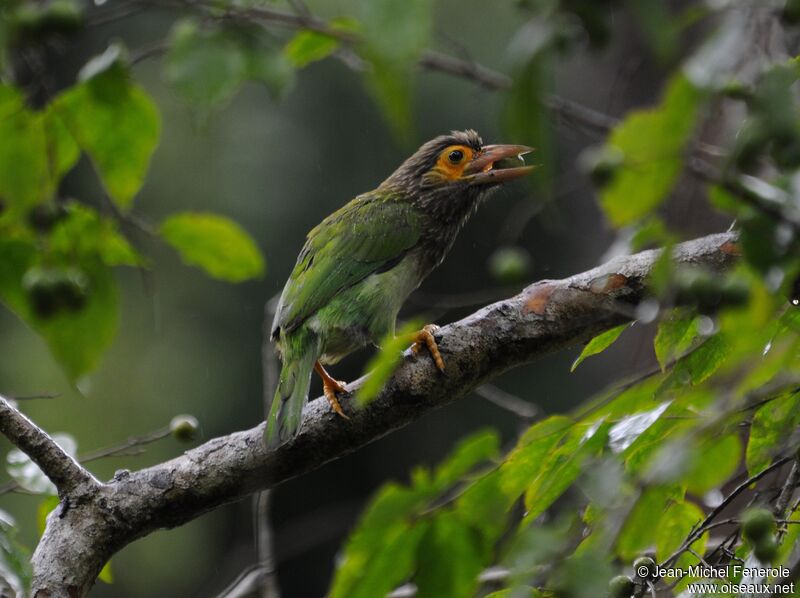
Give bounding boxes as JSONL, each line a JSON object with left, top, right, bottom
{"left": 265, "top": 130, "right": 533, "bottom": 448}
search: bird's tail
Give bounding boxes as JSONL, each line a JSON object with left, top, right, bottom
{"left": 264, "top": 332, "right": 319, "bottom": 449}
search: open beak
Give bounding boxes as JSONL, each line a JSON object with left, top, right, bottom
{"left": 463, "top": 144, "right": 535, "bottom": 186}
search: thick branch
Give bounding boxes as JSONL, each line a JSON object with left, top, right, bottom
{"left": 0, "top": 397, "right": 97, "bottom": 497}
{"left": 31, "top": 232, "right": 738, "bottom": 597}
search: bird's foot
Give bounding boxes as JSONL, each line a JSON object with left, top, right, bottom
{"left": 314, "top": 362, "right": 350, "bottom": 420}
{"left": 411, "top": 324, "right": 445, "bottom": 372}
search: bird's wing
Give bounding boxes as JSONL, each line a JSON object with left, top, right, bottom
{"left": 274, "top": 194, "right": 422, "bottom": 335}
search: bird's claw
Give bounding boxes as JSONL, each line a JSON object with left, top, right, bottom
{"left": 315, "top": 361, "right": 350, "bottom": 420}
{"left": 411, "top": 324, "right": 445, "bottom": 372}
{"left": 322, "top": 378, "right": 350, "bottom": 420}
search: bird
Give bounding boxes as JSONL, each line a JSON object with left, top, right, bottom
{"left": 265, "top": 129, "right": 534, "bottom": 448}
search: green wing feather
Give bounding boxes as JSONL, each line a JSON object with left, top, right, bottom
{"left": 275, "top": 193, "right": 421, "bottom": 335}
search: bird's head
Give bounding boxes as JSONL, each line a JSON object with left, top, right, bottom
{"left": 381, "top": 130, "right": 534, "bottom": 219}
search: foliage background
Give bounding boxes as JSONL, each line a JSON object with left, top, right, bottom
{"left": 0, "top": 0, "right": 797, "bottom": 597}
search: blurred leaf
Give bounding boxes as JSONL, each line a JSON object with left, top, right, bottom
{"left": 358, "top": 0, "right": 432, "bottom": 143}
{"left": 0, "top": 516, "right": 31, "bottom": 597}
{"left": 571, "top": 323, "right": 631, "bottom": 371}
{"left": 98, "top": 561, "right": 113, "bottom": 584}
{"left": 0, "top": 86, "right": 50, "bottom": 214}
{"left": 160, "top": 212, "right": 265, "bottom": 282}
{"left": 455, "top": 470, "right": 512, "bottom": 546}
{"left": 501, "top": 416, "right": 573, "bottom": 498}
{"left": 54, "top": 56, "right": 160, "bottom": 208}
{"left": 625, "top": 0, "right": 678, "bottom": 63}
{"left": 504, "top": 516, "right": 574, "bottom": 580}
{"left": 431, "top": 429, "right": 499, "bottom": 490}
{"left": 357, "top": 320, "right": 420, "bottom": 405}
{"left": 36, "top": 495, "right": 59, "bottom": 535}
{"left": 740, "top": 213, "right": 792, "bottom": 274}
{"left": 49, "top": 203, "right": 143, "bottom": 267}
{"left": 746, "top": 392, "right": 800, "bottom": 476}
{"left": 243, "top": 37, "right": 294, "bottom": 99}
{"left": 414, "top": 511, "right": 485, "bottom": 598}
{"left": 659, "top": 334, "right": 731, "bottom": 395}
{"left": 600, "top": 75, "right": 704, "bottom": 226}
{"left": 550, "top": 550, "right": 613, "bottom": 598}
{"left": 622, "top": 392, "right": 714, "bottom": 474}
{"left": 684, "top": 433, "right": 742, "bottom": 495}
{"left": 608, "top": 401, "right": 671, "bottom": 454}
{"left": 43, "top": 104, "right": 80, "bottom": 180}
{"left": 330, "top": 483, "right": 429, "bottom": 598}
{"left": 524, "top": 421, "right": 610, "bottom": 519}
{"left": 284, "top": 30, "right": 341, "bottom": 68}
{"left": 165, "top": 19, "right": 248, "bottom": 110}
{"left": 504, "top": 55, "right": 554, "bottom": 196}
{"left": 7, "top": 432, "right": 77, "bottom": 494}
{"left": 617, "top": 485, "right": 683, "bottom": 560}
{"left": 655, "top": 500, "right": 706, "bottom": 567}
{"left": 0, "top": 237, "right": 120, "bottom": 379}
{"left": 484, "top": 589, "right": 542, "bottom": 598}
{"left": 654, "top": 312, "right": 700, "bottom": 371}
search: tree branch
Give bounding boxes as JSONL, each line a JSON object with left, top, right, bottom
{"left": 0, "top": 397, "right": 98, "bottom": 498}
{"left": 30, "top": 232, "right": 739, "bottom": 597}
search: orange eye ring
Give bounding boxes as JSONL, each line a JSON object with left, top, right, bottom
{"left": 448, "top": 149, "right": 464, "bottom": 164}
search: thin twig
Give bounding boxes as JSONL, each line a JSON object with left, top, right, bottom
{"left": 78, "top": 427, "right": 172, "bottom": 463}
{"left": 663, "top": 456, "right": 793, "bottom": 568}
{"left": 6, "top": 393, "right": 60, "bottom": 401}
{"left": 775, "top": 459, "right": 800, "bottom": 539}
{"left": 474, "top": 384, "right": 540, "bottom": 421}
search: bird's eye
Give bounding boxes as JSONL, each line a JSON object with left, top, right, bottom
{"left": 448, "top": 149, "right": 464, "bottom": 164}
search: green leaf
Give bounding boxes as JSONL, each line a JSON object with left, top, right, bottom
{"left": 485, "top": 589, "right": 542, "bottom": 598}
{"left": 0, "top": 237, "right": 120, "bottom": 379}
{"left": 616, "top": 485, "right": 683, "bottom": 561}
{"left": 500, "top": 416, "right": 573, "bottom": 498}
{"left": 414, "top": 511, "right": 485, "bottom": 598}
{"left": 358, "top": 0, "right": 432, "bottom": 143}
{"left": 357, "top": 320, "right": 421, "bottom": 406}
{"left": 600, "top": 75, "right": 704, "bottom": 226}
{"left": 571, "top": 324, "right": 631, "bottom": 371}
{"left": 329, "top": 483, "right": 429, "bottom": 598}
{"left": 37, "top": 495, "right": 60, "bottom": 535}
{"left": 608, "top": 401, "right": 671, "bottom": 454}
{"left": 432, "top": 429, "right": 499, "bottom": 490}
{"left": 523, "top": 421, "right": 609, "bottom": 520}
{"left": 746, "top": 392, "right": 800, "bottom": 476}
{"left": 54, "top": 56, "right": 160, "bottom": 208}
{"left": 49, "top": 203, "right": 143, "bottom": 267}
{"left": 7, "top": 433, "right": 77, "bottom": 494}
{"left": 166, "top": 19, "right": 293, "bottom": 113}
{"left": 284, "top": 30, "right": 341, "bottom": 68}
{"left": 655, "top": 500, "right": 706, "bottom": 567}
{"left": 684, "top": 433, "right": 742, "bottom": 495}
{"left": 0, "top": 86, "right": 51, "bottom": 214}
{"left": 654, "top": 312, "right": 700, "bottom": 371}
{"left": 455, "top": 470, "right": 511, "bottom": 546}
{"left": 0, "top": 515, "right": 31, "bottom": 597}
{"left": 43, "top": 104, "right": 80, "bottom": 180}
{"left": 98, "top": 561, "right": 113, "bottom": 584}
{"left": 165, "top": 19, "right": 248, "bottom": 110}
{"left": 658, "top": 334, "right": 731, "bottom": 395}
{"left": 160, "top": 212, "right": 265, "bottom": 282}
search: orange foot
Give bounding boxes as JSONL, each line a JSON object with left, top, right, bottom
{"left": 314, "top": 362, "right": 350, "bottom": 419}
{"left": 411, "top": 324, "right": 445, "bottom": 372}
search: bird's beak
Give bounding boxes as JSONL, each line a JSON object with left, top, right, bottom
{"left": 463, "top": 144, "right": 535, "bottom": 186}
